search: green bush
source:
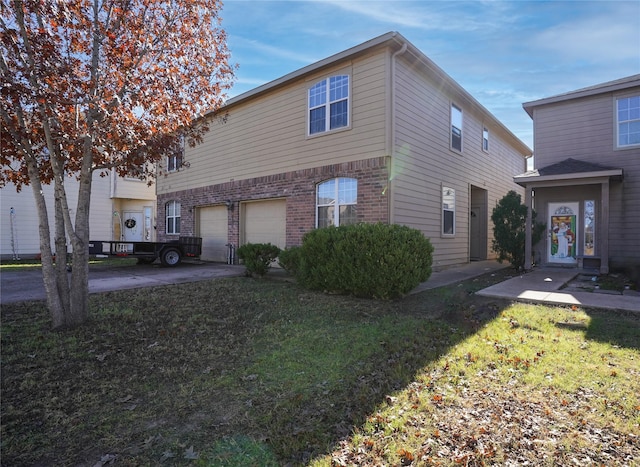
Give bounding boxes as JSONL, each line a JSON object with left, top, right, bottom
{"left": 277, "top": 246, "right": 301, "bottom": 274}
{"left": 295, "top": 223, "right": 433, "bottom": 299}
{"left": 237, "top": 243, "right": 281, "bottom": 277}
{"left": 491, "top": 190, "right": 546, "bottom": 271}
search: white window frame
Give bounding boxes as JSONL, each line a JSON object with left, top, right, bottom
{"left": 166, "top": 200, "right": 181, "bottom": 235}
{"left": 442, "top": 186, "right": 455, "bottom": 236}
{"left": 308, "top": 75, "right": 350, "bottom": 136}
{"left": 450, "top": 103, "right": 463, "bottom": 152}
{"left": 616, "top": 95, "right": 640, "bottom": 148}
{"left": 316, "top": 177, "right": 357, "bottom": 228}
{"left": 482, "top": 127, "right": 489, "bottom": 152}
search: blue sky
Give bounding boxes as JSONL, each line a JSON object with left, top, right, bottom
{"left": 220, "top": 0, "right": 640, "bottom": 150}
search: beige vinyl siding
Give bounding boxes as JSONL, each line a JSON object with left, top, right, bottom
{"left": 391, "top": 57, "right": 526, "bottom": 268}
{"left": 158, "top": 50, "right": 389, "bottom": 195}
{"left": 0, "top": 174, "right": 114, "bottom": 257}
{"left": 531, "top": 87, "right": 640, "bottom": 268}
{"left": 532, "top": 95, "right": 614, "bottom": 168}
{"left": 112, "top": 175, "right": 155, "bottom": 201}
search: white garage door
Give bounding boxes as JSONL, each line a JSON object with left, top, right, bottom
{"left": 198, "top": 206, "right": 228, "bottom": 262}
{"left": 242, "top": 199, "right": 286, "bottom": 249}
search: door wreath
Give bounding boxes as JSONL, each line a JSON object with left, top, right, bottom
{"left": 124, "top": 218, "right": 137, "bottom": 229}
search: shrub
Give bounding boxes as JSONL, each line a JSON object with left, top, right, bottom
{"left": 277, "top": 246, "right": 301, "bottom": 274}
{"left": 236, "top": 243, "right": 281, "bottom": 277}
{"left": 296, "top": 223, "right": 433, "bottom": 299}
{"left": 491, "top": 190, "right": 546, "bottom": 271}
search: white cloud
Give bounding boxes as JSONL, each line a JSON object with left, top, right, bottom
{"left": 530, "top": 2, "right": 640, "bottom": 63}
{"left": 231, "top": 36, "right": 319, "bottom": 64}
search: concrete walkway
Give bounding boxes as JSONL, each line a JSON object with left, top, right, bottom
{"left": 475, "top": 267, "right": 640, "bottom": 313}
{"left": 411, "top": 260, "right": 509, "bottom": 292}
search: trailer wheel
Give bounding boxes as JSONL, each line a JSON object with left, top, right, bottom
{"left": 160, "top": 248, "right": 182, "bottom": 267}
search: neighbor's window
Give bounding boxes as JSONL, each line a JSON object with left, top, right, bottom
{"left": 451, "top": 103, "right": 463, "bottom": 151}
{"left": 309, "top": 75, "right": 349, "bottom": 135}
{"left": 125, "top": 163, "right": 149, "bottom": 181}
{"left": 317, "top": 177, "right": 357, "bottom": 227}
{"left": 584, "top": 200, "right": 595, "bottom": 256}
{"left": 482, "top": 127, "right": 490, "bottom": 152}
{"left": 442, "top": 186, "right": 455, "bottom": 235}
{"left": 166, "top": 200, "right": 181, "bottom": 235}
{"left": 617, "top": 95, "right": 640, "bottom": 147}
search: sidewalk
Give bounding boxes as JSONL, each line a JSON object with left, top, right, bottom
{"left": 475, "top": 267, "right": 640, "bottom": 313}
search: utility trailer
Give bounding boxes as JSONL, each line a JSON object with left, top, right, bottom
{"left": 88, "top": 236, "right": 202, "bottom": 267}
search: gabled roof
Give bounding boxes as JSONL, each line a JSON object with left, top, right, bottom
{"left": 514, "top": 158, "right": 623, "bottom": 186}
{"left": 522, "top": 74, "right": 640, "bottom": 118}
{"left": 212, "top": 31, "right": 531, "bottom": 156}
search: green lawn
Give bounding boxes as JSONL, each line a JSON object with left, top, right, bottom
{"left": 1, "top": 271, "right": 638, "bottom": 466}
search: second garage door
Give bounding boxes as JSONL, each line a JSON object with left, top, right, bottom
{"left": 198, "top": 206, "right": 228, "bottom": 262}
{"left": 241, "top": 199, "right": 286, "bottom": 249}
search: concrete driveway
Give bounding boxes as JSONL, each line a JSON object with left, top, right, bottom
{"left": 0, "top": 261, "right": 244, "bottom": 305}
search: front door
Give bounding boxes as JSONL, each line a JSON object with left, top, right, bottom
{"left": 548, "top": 202, "right": 578, "bottom": 265}
{"left": 122, "top": 211, "right": 143, "bottom": 252}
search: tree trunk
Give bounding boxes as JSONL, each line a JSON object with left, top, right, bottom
{"left": 67, "top": 166, "right": 93, "bottom": 328}
{"left": 28, "top": 165, "right": 68, "bottom": 329}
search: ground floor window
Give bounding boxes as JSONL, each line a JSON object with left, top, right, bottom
{"left": 166, "top": 200, "right": 181, "bottom": 235}
{"left": 442, "top": 186, "right": 455, "bottom": 235}
{"left": 316, "top": 177, "right": 357, "bottom": 227}
{"left": 584, "top": 200, "right": 595, "bottom": 256}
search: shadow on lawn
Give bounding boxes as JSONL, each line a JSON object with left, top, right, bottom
{"left": 0, "top": 272, "right": 512, "bottom": 466}
{"left": 242, "top": 277, "right": 512, "bottom": 465}
{"left": 583, "top": 309, "right": 640, "bottom": 351}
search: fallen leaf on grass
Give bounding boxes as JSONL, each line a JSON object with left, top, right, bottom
{"left": 397, "top": 448, "right": 414, "bottom": 465}
{"left": 183, "top": 446, "right": 199, "bottom": 460}
{"left": 92, "top": 453, "right": 116, "bottom": 467}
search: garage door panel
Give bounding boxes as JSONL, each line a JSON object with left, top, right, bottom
{"left": 242, "top": 199, "right": 286, "bottom": 249}
{"left": 198, "top": 206, "right": 228, "bottom": 262}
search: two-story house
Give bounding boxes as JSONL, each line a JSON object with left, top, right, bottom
{"left": 516, "top": 75, "right": 640, "bottom": 276}
{"left": 1, "top": 171, "right": 156, "bottom": 259}
{"left": 157, "top": 32, "right": 531, "bottom": 270}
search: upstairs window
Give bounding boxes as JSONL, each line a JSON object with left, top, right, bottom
{"left": 617, "top": 95, "right": 640, "bottom": 147}
{"left": 482, "top": 127, "right": 490, "bottom": 152}
{"left": 309, "top": 75, "right": 349, "bottom": 135}
{"left": 166, "top": 200, "right": 181, "bottom": 235}
{"left": 442, "top": 186, "right": 455, "bottom": 235}
{"left": 167, "top": 135, "right": 184, "bottom": 172}
{"left": 451, "top": 103, "right": 463, "bottom": 152}
{"left": 317, "top": 177, "right": 357, "bottom": 227}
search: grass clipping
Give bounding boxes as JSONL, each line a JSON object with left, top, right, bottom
{"left": 1, "top": 271, "right": 639, "bottom": 466}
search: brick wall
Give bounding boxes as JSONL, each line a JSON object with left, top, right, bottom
{"left": 157, "top": 156, "right": 390, "bottom": 247}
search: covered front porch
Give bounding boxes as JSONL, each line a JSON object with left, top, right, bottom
{"left": 514, "top": 158, "right": 623, "bottom": 275}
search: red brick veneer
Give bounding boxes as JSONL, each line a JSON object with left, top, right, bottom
{"left": 157, "top": 156, "right": 390, "bottom": 248}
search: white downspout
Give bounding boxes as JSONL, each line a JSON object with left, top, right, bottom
{"left": 389, "top": 41, "right": 408, "bottom": 224}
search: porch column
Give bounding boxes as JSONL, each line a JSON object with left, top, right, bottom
{"left": 600, "top": 180, "right": 610, "bottom": 274}
{"left": 524, "top": 185, "right": 533, "bottom": 270}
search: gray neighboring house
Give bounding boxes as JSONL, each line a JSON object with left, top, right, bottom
{"left": 157, "top": 32, "right": 531, "bottom": 270}
{"left": 516, "top": 74, "right": 640, "bottom": 276}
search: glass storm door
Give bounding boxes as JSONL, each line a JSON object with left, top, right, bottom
{"left": 548, "top": 202, "right": 579, "bottom": 265}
